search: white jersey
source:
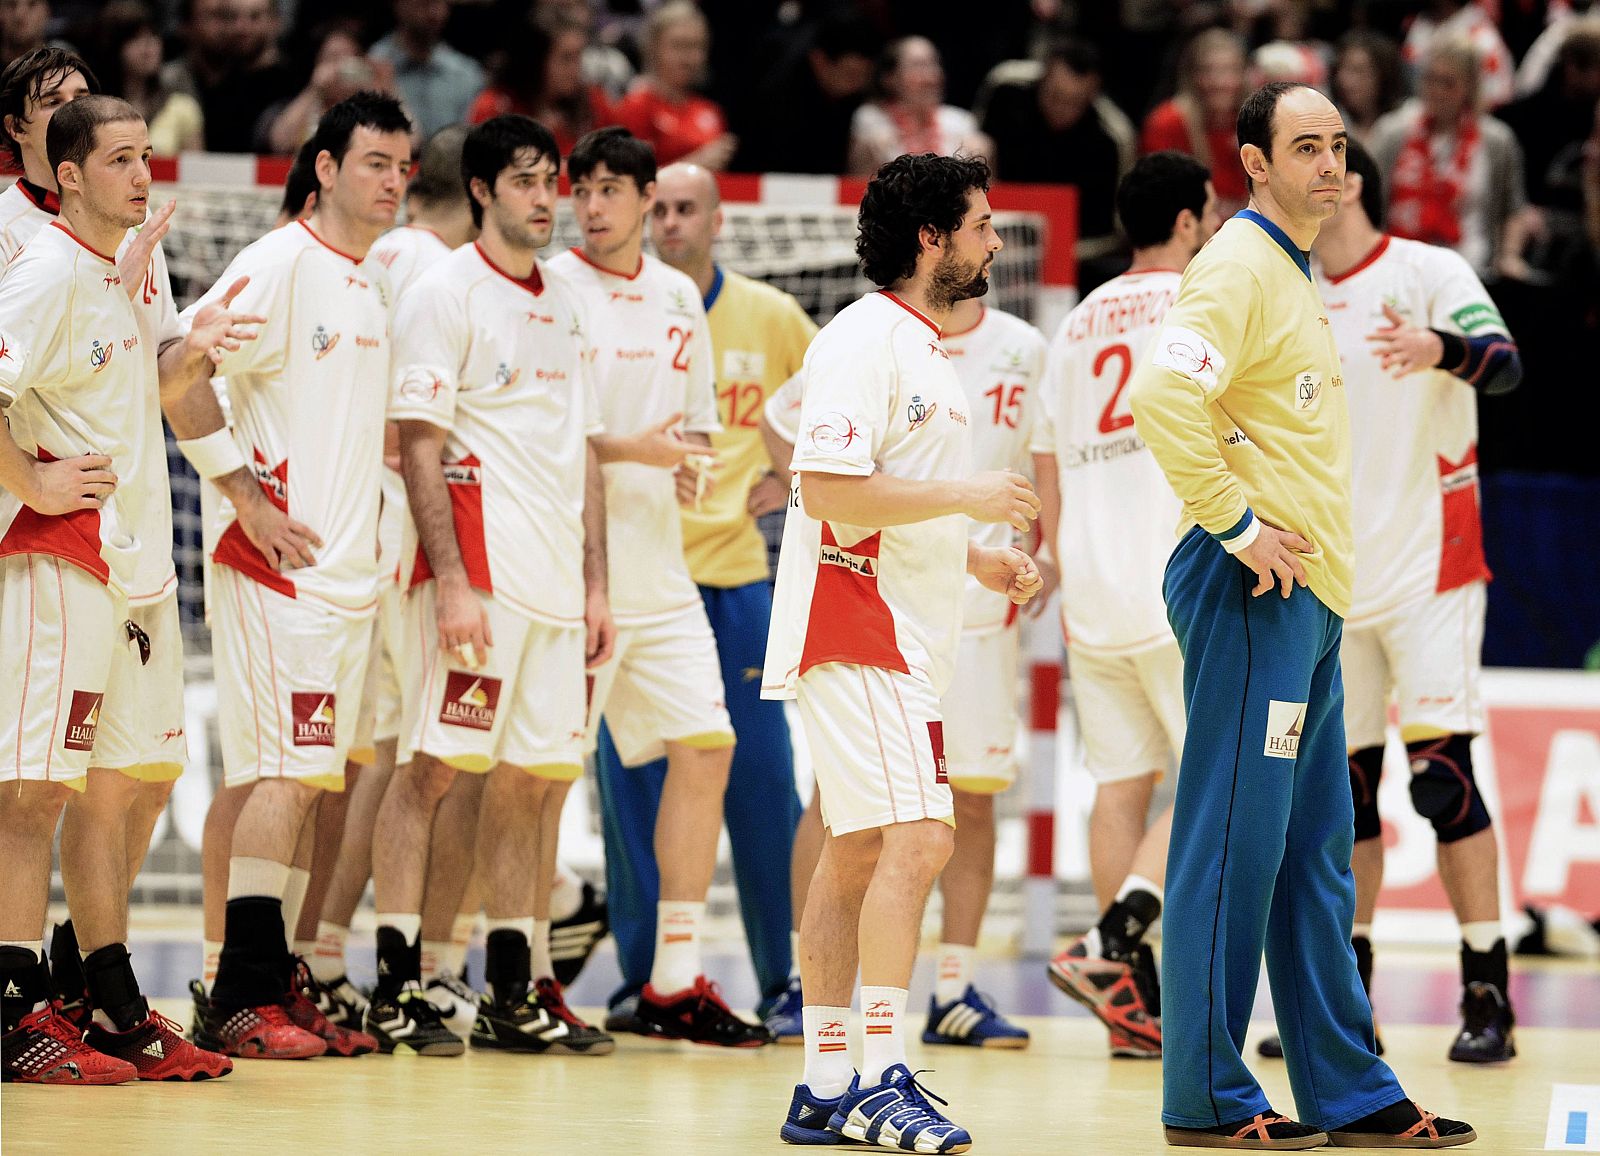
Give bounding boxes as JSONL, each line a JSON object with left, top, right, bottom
{"left": 179, "top": 220, "right": 392, "bottom": 616}
{"left": 945, "top": 305, "right": 1046, "bottom": 633}
{"left": 1315, "top": 235, "right": 1502, "bottom": 625}
{"left": 390, "top": 243, "right": 602, "bottom": 624}
{"left": 0, "top": 182, "right": 184, "bottom": 605}
{"left": 0, "top": 222, "right": 153, "bottom": 593}
{"left": 369, "top": 224, "right": 452, "bottom": 297}
{"left": 546, "top": 248, "right": 717, "bottom": 625}
{"left": 1032, "top": 268, "right": 1185, "bottom": 655}
{"left": 763, "top": 291, "right": 973, "bottom": 699}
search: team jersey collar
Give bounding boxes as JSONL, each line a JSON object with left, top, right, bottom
{"left": 18, "top": 178, "right": 59, "bottom": 215}
{"left": 474, "top": 241, "right": 544, "bottom": 295}
{"left": 568, "top": 245, "right": 644, "bottom": 280}
{"left": 1324, "top": 234, "right": 1391, "bottom": 286}
{"left": 1235, "top": 208, "right": 1312, "bottom": 283}
{"left": 297, "top": 219, "right": 364, "bottom": 265}
{"left": 941, "top": 303, "right": 985, "bottom": 339}
{"left": 879, "top": 290, "right": 941, "bottom": 336}
{"left": 703, "top": 264, "right": 725, "bottom": 312}
{"left": 50, "top": 219, "right": 116, "bottom": 263}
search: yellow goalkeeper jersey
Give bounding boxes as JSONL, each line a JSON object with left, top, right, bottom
{"left": 682, "top": 266, "right": 817, "bottom": 588}
{"left": 1128, "top": 210, "right": 1353, "bottom": 616}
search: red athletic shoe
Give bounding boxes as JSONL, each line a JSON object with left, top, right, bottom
{"left": 2, "top": 1003, "right": 138, "bottom": 1085}
{"left": 1107, "top": 1025, "right": 1162, "bottom": 1058}
{"left": 638, "top": 977, "right": 772, "bottom": 1047}
{"left": 87, "top": 1010, "right": 233, "bottom": 1080}
{"left": 1048, "top": 935, "right": 1162, "bottom": 1051}
{"left": 287, "top": 963, "right": 378, "bottom": 1057}
{"left": 189, "top": 980, "right": 326, "bottom": 1059}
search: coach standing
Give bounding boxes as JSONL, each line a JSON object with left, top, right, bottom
{"left": 1129, "top": 81, "right": 1476, "bottom": 1150}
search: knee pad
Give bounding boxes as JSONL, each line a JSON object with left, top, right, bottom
{"left": 1407, "top": 734, "right": 1492, "bottom": 844}
{"left": 1348, "top": 746, "right": 1384, "bottom": 842}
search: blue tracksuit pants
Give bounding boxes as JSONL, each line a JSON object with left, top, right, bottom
{"left": 595, "top": 580, "right": 801, "bottom": 1010}
{"left": 1160, "top": 527, "right": 1404, "bottom": 1130}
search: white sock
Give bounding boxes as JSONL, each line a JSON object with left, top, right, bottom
{"left": 550, "top": 866, "right": 583, "bottom": 922}
{"left": 484, "top": 916, "right": 535, "bottom": 942}
{"left": 444, "top": 913, "right": 475, "bottom": 976}
{"left": 1461, "top": 921, "right": 1502, "bottom": 953}
{"left": 292, "top": 938, "right": 317, "bottom": 962}
{"left": 310, "top": 922, "right": 348, "bottom": 982}
{"left": 280, "top": 867, "right": 311, "bottom": 947}
{"left": 227, "top": 856, "right": 290, "bottom": 900}
{"left": 201, "top": 939, "right": 223, "bottom": 993}
{"left": 933, "top": 943, "right": 974, "bottom": 1005}
{"left": 790, "top": 930, "right": 802, "bottom": 980}
{"left": 376, "top": 912, "right": 423, "bottom": 945}
{"left": 1116, "top": 874, "right": 1163, "bottom": 904}
{"left": 530, "top": 919, "right": 554, "bottom": 982}
{"left": 860, "top": 985, "right": 908, "bottom": 1086}
{"left": 802, "top": 1004, "right": 853, "bottom": 1098}
{"left": 1352, "top": 922, "right": 1374, "bottom": 942}
{"left": 649, "top": 900, "right": 704, "bottom": 995}
{"left": 420, "top": 940, "right": 448, "bottom": 981}
{"left": 1081, "top": 926, "right": 1105, "bottom": 959}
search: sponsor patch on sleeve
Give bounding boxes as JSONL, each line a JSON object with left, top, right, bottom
{"left": 1151, "top": 326, "right": 1227, "bottom": 393}
{"left": 1450, "top": 302, "right": 1505, "bottom": 335}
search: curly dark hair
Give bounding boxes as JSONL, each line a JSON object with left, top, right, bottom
{"left": 855, "top": 153, "right": 991, "bottom": 289}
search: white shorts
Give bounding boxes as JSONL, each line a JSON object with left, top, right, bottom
{"left": 584, "top": 603, "right": 733, "bottom": 768}
{"left": 1069, "top": 641, "right": 1186, "bottom": 784}
{"left": 1342, "top": 581, "right": 1486, "bottom": 750}
{"left": 211, "top": 566, "right": 372, "bottom": 790}
{"left": 93, "top": 593, "right": 187, "bottom": 779}
{"left": 796, "top": 662, "right": 954, "bottom": 836}
{"left": 0, "top": 556, "right": 120, "bottom": 787}
{"left": 941, "top": 625, "right": 1020, "bottom": 793}
{"left": 402, "top": 583, "right": 587, "bottom": 779}
{"left": 352, "top": 581, "right": 404, "bottom": 762}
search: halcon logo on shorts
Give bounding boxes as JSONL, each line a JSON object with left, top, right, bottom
{"left": 927, "top": 720, "right": 948, "bottom": 784}
{"left": 441, "top": 671, "right": 501, "bottom": 731}
{"left": 63, "top": 691, "right": 104, "bottom": 751}
{"left": 1263, "top": 700, "right": 1307, "bottom": 760}
{"left": 291, "top": 693, "right": 336, "bottom": 747}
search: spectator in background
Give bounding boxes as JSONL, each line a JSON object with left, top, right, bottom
{"left": 1514, "top": 4, "right": 1596, "bottom": 99}
{"left": 1374, "top": 36, "right": 1528, "bottom": 277}
{"left": 258, "top": 24, "right": 393, "bottom": 153}
{"left": 1141, "top": 28, "right": 1249, "bottom": 215}
{"left": 731, "top": 9, "right": 878, "bottom": 174}
{"left": 847, "top": 35, "right": 989, "bottom": 176}
{"left": 163, "top": 0, "right": 296, "bottom": 153}
{"left": 469, "top": 12, "right": 612, "bottom": 155}
{"left": 80, "top": 0, "right": 203, "bottom": 153}
{"left": 1402, "top": 0, "right": 1515, "bottom": 109}
{"left": 977, "top": 37, "right": 1131, "bottom": 250}
{"left": 1331, "top": 30, "right": 1405, "bottom": 145}
{"left": 532, "top": 0, "right": 633, "bottom": 100}
{"left": 613, "top": 1, "right": 735, "bottom": 169}
{"left": 0, "top": 0, "right": 50, "bottom": 69}
{"left": 368, "top": 0, "right": 483, "bottom": 138}
{"left": 1236, "top": 0, "right": 1331, "bottom": 89}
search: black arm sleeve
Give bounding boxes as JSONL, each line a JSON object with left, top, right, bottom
{"left": 1431, "top": 329, "right": 1523, "bottom": 396}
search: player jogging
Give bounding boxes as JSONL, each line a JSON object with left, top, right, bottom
{"left": 768, "top": 152, "right": 1043, "bottom": 1152}
{"left": 1128, "top": 81, "right": 1475, "bottom": 1148}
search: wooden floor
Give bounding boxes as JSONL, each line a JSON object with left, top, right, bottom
{"left": 4, "top": 1001, "right": 1595, "bottom": 1155}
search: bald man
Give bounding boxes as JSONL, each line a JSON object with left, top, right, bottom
{"left": 594, "top": 163, "right": 817, "bottom": 1035}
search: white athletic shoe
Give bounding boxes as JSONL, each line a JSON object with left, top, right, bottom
{"left": 425, "top": 972, "right": 481, "bottom": 1039}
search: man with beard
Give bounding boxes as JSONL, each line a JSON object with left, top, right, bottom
{"left": 766, "top": 152, "right": 1043, "bottom": 1152}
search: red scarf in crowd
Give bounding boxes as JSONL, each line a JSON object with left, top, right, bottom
{"left": 1387, "top": 110, "right": 1481, "bottom": 248}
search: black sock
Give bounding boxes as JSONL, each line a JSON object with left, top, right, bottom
{"left": 49, "top": 920, "right": 87, "bottom": 1006}
{"left": 1097, "top": 888, "right": 1162, "bottom": 962}
{"left": 374, "top": 926, "right": 419, "bottom": 999}
{"left": 1352, "top": 934, "right": 1374, "bottom": 996}
{"left": 1130, "top": 944, "right": 1161, "bottom": 1018}
{"left": 82, "top": 943, "right": 149, "bottom": 1032}
{"left": 485, "top": 929, "right": 530, "bottom": 1006}
{"left": 1335, "top": 1097, "right": 1423, "bottom": 1133}
{"left": 1461, "top": 937, "right": 1508, "bottom": 992}
{"left": 211, "top": 896, "right": 289, "bottom": 1008}
{"left": 0, "top": 946, "right": 49, "bottom": 1031}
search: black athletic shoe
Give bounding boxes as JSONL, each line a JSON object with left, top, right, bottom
{"left": 638, "top": 977, "right": 772, "bottom": 1047}
{"left": 603, "top": 992, "right": 663, "bottom": 1038}
{"left": 1327, "top": 1099, "right": 1476, "bottom": 1148}
{"left": 1258, "top": 1027, "right": 1384, "bottom": 1059}
{"left": 1164, "top": 1111, "right": 1327, "bottom": 1149}
{"left": 305, "top": 973, "right": 368, "bottom": 1030}
{"left": 1449, "top": 980, "right": 1515, "bottom": 1063}
{"left": 550, "top": 881, "right": 609, "bottom": 987}
{"left": 362, "top": 986, "right": 464, "bottom": 1056}
{"left": 470, "top": 981, "right": 613, "bottom": 1055}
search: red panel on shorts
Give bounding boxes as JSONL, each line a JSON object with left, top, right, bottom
{"left": 927, "top": 720, "right": 948, "bottom": 784}
{"left": 291, "top": 692, "right": 336, "bottom": 746}
{"left": 798, "top": 525, "right": 908, "bottom": 679}
{"left": 212, "top": 449, "right": 295, "bottom": 597}
{"left": 62, "top": 691, "right": 103, "bottom": 752}
{"left": 439, "top": 670, "right": 501, "bottom": 731}
{"left": 1436, "top": 446, "right": 1491, "bottom": 594}
{"left": 0, "top": 450, "right": 110, "bottom": 584}
{"left": 409, "top": 455, "right": 493, "bottom": 596}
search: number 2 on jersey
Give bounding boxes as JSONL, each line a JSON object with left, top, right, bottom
{"left": 668, "top": 326, "right": 692, "bottom": 372}
{"left": 1095, "top": 343, "right": 1135, "bottom": 434}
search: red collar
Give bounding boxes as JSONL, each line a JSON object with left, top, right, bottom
{"left": 18, "top": 179, "right": 60, "bottom": 214}
{"left": 879, "top": 290, "right": 941, "bottom": 336}
{"left": 50, "top": 220, "right": 116, "bottom": 263}
{"left": 475, "top": 242, "right": 544, "bottom": 295}
{"left": 298, "top": 219, "right": 364, "bottom": 264}
{"left": 568, "top": 245, "right": 643, "bottom": 280}
{"left": 1325, "top": 235, "right": 1390, "bottom": 286}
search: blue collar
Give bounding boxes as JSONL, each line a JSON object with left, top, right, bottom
{"left": 703, "top": 265, "right": 725, "bottom": 312}
{"left": 1235, "top": 209, "right": 1312, "bottom": 283}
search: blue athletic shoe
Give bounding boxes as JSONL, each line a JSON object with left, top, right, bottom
{"left": 922, "top": 986, "right": 1030, "bottom": 1049}
{"left": 764, "top": 976, "right": 805, "bottom": 1044}
{"left": 828, "top": 1064, "right": 972, "bottom": 1153}
{"left": 781, "top": 1083, "right": 857, "bottom": 1145}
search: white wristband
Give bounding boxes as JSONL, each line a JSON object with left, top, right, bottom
{"left": 177, "top": 428, "right": 246, "bottom": 479}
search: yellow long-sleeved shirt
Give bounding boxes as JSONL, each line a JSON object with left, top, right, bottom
{"left": 1128, "top": 211, "right": 1353, "bottom": 616}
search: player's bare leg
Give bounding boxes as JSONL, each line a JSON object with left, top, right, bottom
{"left": 125, "top": 778, "right": 176, "bottom": 883}
{"left": 60, "top": 770, "right": 143, "bottom": 955}
{"left": 939, "top": 789, "right": 995, "bottom": 949}
{"left": 295, "top": 784, "right": 350, "bottom": 952}
{"left": 417, "top": 771, "right": 484, "bottom": 1033}
{"left": 311, "top": 748, "right": 392, "bottom": 985}
{"left": 648, "top": 741, "right": 731, "bottom": 990}
{"left": 4, "top": 785, "right": 74, "bottom": 941}
{"left": 199, "top": 782, "right": 252, "bottom": 990}
{"left": 373, "top": 754, "right": 456, "bottom": 916}
{"left": 766, "top": 793, "right": 825, "bottom": 1040}
{"left": 1087, "top": 773, "right": 1158, "bottom": 910}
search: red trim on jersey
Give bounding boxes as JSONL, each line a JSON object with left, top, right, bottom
{"left": 212, "top": 450, "right": 296, "bottom": 598}
{"left": 1436, "top": 444, "right": 1492, "bottom": 593}
{"left": 474, "top": 242, "right": 544, "bottom": 295}
{"left": 1325, "top": 234, "right": 1391, "bottom": 286}
{"left": 566, "top": 246, "right": 643, "bottom": 280}
{"left": 48, "top": 221, "right": 115, "bottom": 263}
{"left": 878, "top": 290, "right": 941, "bottom": 336}
{"left": 0, "top": 451, "right": 110, "bottom": 584}
{"left": 17, "top": 179, "right": 59, "bottom": 214}
{"left": 297, "top": 220, "right": 363, "bottom": 264}
{"left": 409, "top": 455, "right": 493, "bottom": 596}
{"left": 799, "top": 525, "right": 908, "bottom": 679}
{"left": 941, "top": 304, "right": 985, "bottom": 340}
